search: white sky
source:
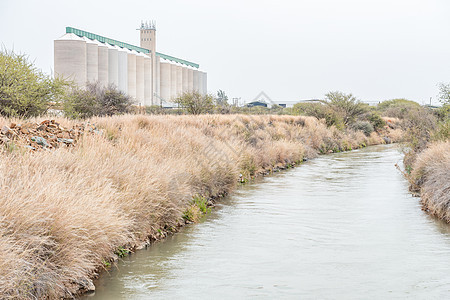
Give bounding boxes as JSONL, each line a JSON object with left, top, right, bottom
{"left": 1, "top": 0, "right": 450, "bottom": 104}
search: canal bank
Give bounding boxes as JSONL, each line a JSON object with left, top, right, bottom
{"left": 87, "top": 144, "right": 450, "bottom": 299}
{"left": 0, "top": 115, "right": 402, "bottom": 298}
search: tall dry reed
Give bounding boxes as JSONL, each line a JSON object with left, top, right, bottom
{"left": 410, "top": 141, "right": 450, "bottom": 222}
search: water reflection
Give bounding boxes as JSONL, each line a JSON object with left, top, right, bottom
{"left": 86, "top": 145, "right": 450, "bottom": 299}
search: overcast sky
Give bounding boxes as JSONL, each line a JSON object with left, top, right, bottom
{"left": 1, "top": 0, "right": 450, "bottom": 104}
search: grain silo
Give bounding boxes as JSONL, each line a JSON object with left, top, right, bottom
{"left": 144, "top": 54, "right": 152, "bottom": 106}
{"left": 193, "top": 69, "right": 199, "bottom": 92}
{"left": 182, "top": 67, "right": 188, "bottom": 94}
{"left": 198, "top": 70, "right": 204, "bottom": 95}
{"left": 82, "top": 37, "right": 98, "bottom": 83}
{"left": 127, "top": 50, "right": 137, "bottom": 99}
{"left": 160, "top": 60, "right": 171, "bottom": 102}
{"left": 202, "top": 71, "right": 207, "bottom": 95}
{"left": 136, "top": 53, "right": 145, "bottom": 105}
{"left": 55, "top": 25, "right": 207, "bottom": 105}
{"left": 108, "top": 45, "right": 119, "bottom": 87}
{"left": 117, "top": 48, "right": 128, "bottom": 94}
{"left": 155, "top": 56, "right": 161, "bottom": 104}
{"left": 188, "top": 68, "right": 194, "bottom": 92}
{"left": 97, "top": 40, "right": 109, "bottom": 86}
{"left": 170, "top": 64, "right": 177, "bottom": 101}
{"left": 54, "top": 33, "right": 86, "bottom": 87}
{"left": 176, "top": 65, "right": 183, "bottom": 98}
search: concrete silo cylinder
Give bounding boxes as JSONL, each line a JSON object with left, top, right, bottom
{"left": 159, "top": 61, "right": 171, "bottom": 103}
{"left": 97, "top": 42, "right": 109, "bottom": 86}
{"left": 155, "top": 56, "right": 161, "bottom": 102}
{"left": 108, "top": 46, "right": 119, "bottom": 88}
{"left": 193, "top": 70, "right": 200, "bottom": 92}
{"left": 198, "top": 71, "right": 204, "bottom": 96}
{"left": 181, "top": 67, "right": 188, "bottom": 95}
{"left": 170, "top": 64, "right": 177, "bottom": 101}
{"left": 136, "top": 54, "right": 145, "bottom": 105}
{"left": 127, "top": 51, "right": 137, "bottom": 99}
{"left": 117, "top": 48, "right": 128, "bottom": 94}
{"left": 176, "top": 65, "right": 183, "bottom": 98}
{"left": 188, "top": 68, "right": 194, "bottom": 92}
{"left": 82, "top": 37, "right": 98, "bottom": 84}
{"left": 54, "top": 33, "right": 87, "bottom": 88}
{"left": 143, "top": 55, "right": 152, "bottom": 106}
{"left": 202, "top": 72, "right": 207, "bottom": 95}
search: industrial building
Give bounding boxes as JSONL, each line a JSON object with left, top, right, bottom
{"left": 54, "top": 22, "right": 207, "bottom": 106}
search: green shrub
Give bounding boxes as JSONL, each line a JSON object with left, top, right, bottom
{"left": 293, "top": 102, "right": 325, "bottom": 117}
{"left": 292, "top": 102, "right": 344, "bottom": 129}
{"left": 367, "top": 112, "right": 386, "bottom": 131}
{"left": 192, "top": 195, "right": 210, "bottom": 214}
{"left": 436, "top": 82, "right": 450, "bottom": 123}
{"left": 401, "top": 107, "right": 438, "bottom": 169}
{"left": 377, "top": 98, "right": 421, "bottom": 119}
{"left": 0, "top": 49, "right": 67, "bottom": 117}
{"left": 438, "top": 83, "right": 450, "bottom": 106}
{"left": 323, "top": 91, "right": 369, "bottom": 126}
{"left": 434, "top": 119, "right": 450, "bottom": 141}
{"left": 175, "top": 91, "right": 214, "bottom": 115}
{"left": 402, "top": 108, "right": 437, "bottom": 150}
{"left": 64, "top": 82, "right": 133, "bottom": 119}
{"left": 351, "top": 120, "right": 374, "bottom": 136}
{"left": 182, "top": 195, "right": 210, "bottom": 222}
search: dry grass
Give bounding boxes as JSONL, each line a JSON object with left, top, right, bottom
{"left": 411, "top": 141, "right": 450, "bottom": 222}
{"left": 0, "top": 114, "right": 401, "bottom": 298}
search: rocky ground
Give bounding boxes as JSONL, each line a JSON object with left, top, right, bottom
{"left": 0, "top": 120, "right": 99, "bottom": 151}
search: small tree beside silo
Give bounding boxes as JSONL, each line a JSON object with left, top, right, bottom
{"left": 175, "top": 91, "right": 214, "bottom": 115}
{"left": 0, "top": 49, "right": 67, "bottom": 117}
{"left": 63, "top": 82, "right": 133, "bottom": 119}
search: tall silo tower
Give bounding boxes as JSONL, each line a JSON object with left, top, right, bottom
{"left": 54, "top": 33, "right": 86, "bottom": 87}
{"left": 139, "top": 21, "right": 157, "bottom": 105}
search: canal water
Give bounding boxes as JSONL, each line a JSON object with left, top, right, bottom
{"left": 87, "top": 145, "right": 450, "bottom": 299}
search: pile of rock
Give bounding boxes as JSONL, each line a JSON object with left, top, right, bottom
{"left": 0, "top": 120, "right": 99, "bottom": 151}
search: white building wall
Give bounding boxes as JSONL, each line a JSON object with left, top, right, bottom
{"left": 54, "top": 33, "right": 87, "bottom": 88}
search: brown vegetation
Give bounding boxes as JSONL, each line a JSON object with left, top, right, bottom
{"left": 410, "top": 141, "right": 450, "bottom": 221}
{"left": 0, "top": 114, "right": 401, "bottom": 299}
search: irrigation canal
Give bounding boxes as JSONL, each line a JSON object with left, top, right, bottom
{"left": 86, "top": 144, "right": 450, "bottom": 299}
